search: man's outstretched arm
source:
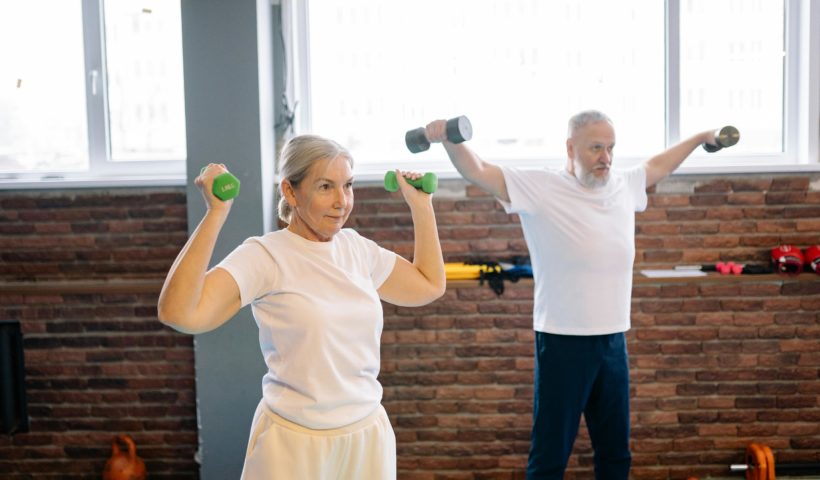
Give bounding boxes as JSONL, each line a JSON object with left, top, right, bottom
{"left": 425, "top": 119, "right": 510, "bottom": 202}
{"left": 644, "top": 129, "right": 718, "bottom": 188}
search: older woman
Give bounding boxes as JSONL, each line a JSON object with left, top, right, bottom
{"left": 158, "top": 134, "right": 445, "bottom": 479}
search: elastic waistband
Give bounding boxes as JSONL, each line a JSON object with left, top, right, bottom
{"left": 261, "top": 403, "right": 386, "bottom": 436}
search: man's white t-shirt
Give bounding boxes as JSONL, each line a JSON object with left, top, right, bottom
{"left": 500, "top": 166, "right": 648, "bottom": 335}
{"left": 216, "top": 228, "right": 397, "bottom": 430}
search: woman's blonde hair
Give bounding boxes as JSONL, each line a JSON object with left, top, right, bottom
{"left": 277, "top": 135, "right": 353, "bottom": 223}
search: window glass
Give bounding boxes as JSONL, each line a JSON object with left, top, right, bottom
{"left": 0, "top": 1, "right": 88, "bottom": 173}
{"left": 306, "top": 0, "right": 665, "bottom": 169}
{"left": 104, "top": 0, "right": 187, "bottom": 161}
{"left": 679, "top": 0, "right": 785, "bottom": 153}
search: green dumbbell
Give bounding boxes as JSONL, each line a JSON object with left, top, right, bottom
{"left": 384, "top": 171, "right": 438, "bottom": 194}
{"left": 200, "top": 166, "right": 241, "bottom": 201}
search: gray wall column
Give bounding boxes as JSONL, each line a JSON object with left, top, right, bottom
{"left": 181, "top": 0, "right": 276, "bottom": 477}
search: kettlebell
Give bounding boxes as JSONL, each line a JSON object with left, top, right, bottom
{"left": 103, "top": 434, "right": 146, "bottom": 480}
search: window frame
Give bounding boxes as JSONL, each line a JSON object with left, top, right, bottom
{"left": 285, "top": 0, "right": 820, "bottom": 181}
{"left": 0, "top": 0, "right": 186, "bottom": 189}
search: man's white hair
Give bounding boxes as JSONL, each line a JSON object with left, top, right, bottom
{"left": 567, "top": 110, "right": 612, "bottom": 138}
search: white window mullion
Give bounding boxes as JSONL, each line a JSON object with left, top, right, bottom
{"left": 783, "top": 0, "right": 799, "bottom": 159}
{"left": 793, "top": 0, "right": 820, "bottom": 164}
{"left": 808, "top": 0, "right": 820, "bottom": 164}
{"left": 665, "top": 0, "right": 681, "bottom": 149}
{"left": 283, "top": 0, "right": 312, "bottom": 138}
{"left": 81, "top": 0, "right": 110, "bottom": 172}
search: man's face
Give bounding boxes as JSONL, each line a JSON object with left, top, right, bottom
{"left": 566, "top": 121, "right": 615, "bottom": 189}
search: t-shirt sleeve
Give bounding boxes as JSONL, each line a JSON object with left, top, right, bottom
{"left": 499, "top": 166, "right": 541, "bottom": 215}
{"left": 624, "top": 165, "right": 649, "bottom": 212}
{"left": 214, "top": 238, "right": 277, "bottom": 307}
{"left": 348, "top": 230, "right": 397, "bottom": 289}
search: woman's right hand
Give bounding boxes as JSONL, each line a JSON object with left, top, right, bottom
{"left": 196, "top": 163, "right": 234, "bottom": 213}
{"left": 159, "top": 163, "right": 241, "bottom": 334}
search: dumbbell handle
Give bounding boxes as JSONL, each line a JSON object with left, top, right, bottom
{"left": 384, "top": 171, "right": 438, "bottom": 194}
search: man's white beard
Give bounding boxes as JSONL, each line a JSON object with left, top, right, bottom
{"left": 573, "top": 159, "right": 609, "bottom": 189}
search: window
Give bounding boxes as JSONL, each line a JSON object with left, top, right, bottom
{"left": 103, "top": 1, "right": 186, "bottom": 163}
{"left": 679, "top": 0, "right": 784, "bottom": 154}
{"left": 286, "top": 0, "right": 819, "bottom": 176}
{"left": 0, "top": 0, "right": 186, "bottom": 185}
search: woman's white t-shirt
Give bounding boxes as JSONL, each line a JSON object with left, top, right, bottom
{"left": 217, "top": 228, "right": 397, "bottom": 429}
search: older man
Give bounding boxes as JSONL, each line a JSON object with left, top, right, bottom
{"left": 424, "top": 110, "right": 722, "bottom": 479}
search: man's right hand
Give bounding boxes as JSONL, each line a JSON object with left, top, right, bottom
{"left": 422, "top": 119, "right": 510, "bottom": 203}
{"left": 424, "top": 119, "right": 449, "bottom": 144}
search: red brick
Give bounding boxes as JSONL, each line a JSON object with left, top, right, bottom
{"left": 649, "top": 194, "right": 690, "bottom": 207}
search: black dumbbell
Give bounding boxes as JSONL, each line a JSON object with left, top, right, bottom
{"left": 405, "top": 115, "right": 473, "bottom": 153}
{"left": 703, "top": 125, "right": 740, "bottom": 152}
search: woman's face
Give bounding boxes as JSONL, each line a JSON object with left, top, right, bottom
{"left": 284, "top": 154, "right": 354, "bottom": 242}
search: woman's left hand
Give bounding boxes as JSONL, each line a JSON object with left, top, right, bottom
{"left": 394, "top": 170, "right": 433, "bottom": 210}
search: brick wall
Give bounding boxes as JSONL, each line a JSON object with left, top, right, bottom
{"left": 0, "top": 188, "right": 196, "bottom": 479}
{"left": 0, "top": 190, "right": 187, "bottom": 282}
{"left": 352, "top": 174, "right": 820, "bottom": 480}
{"left": 1, "top": 173, "right": 819, "bottom": 479}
